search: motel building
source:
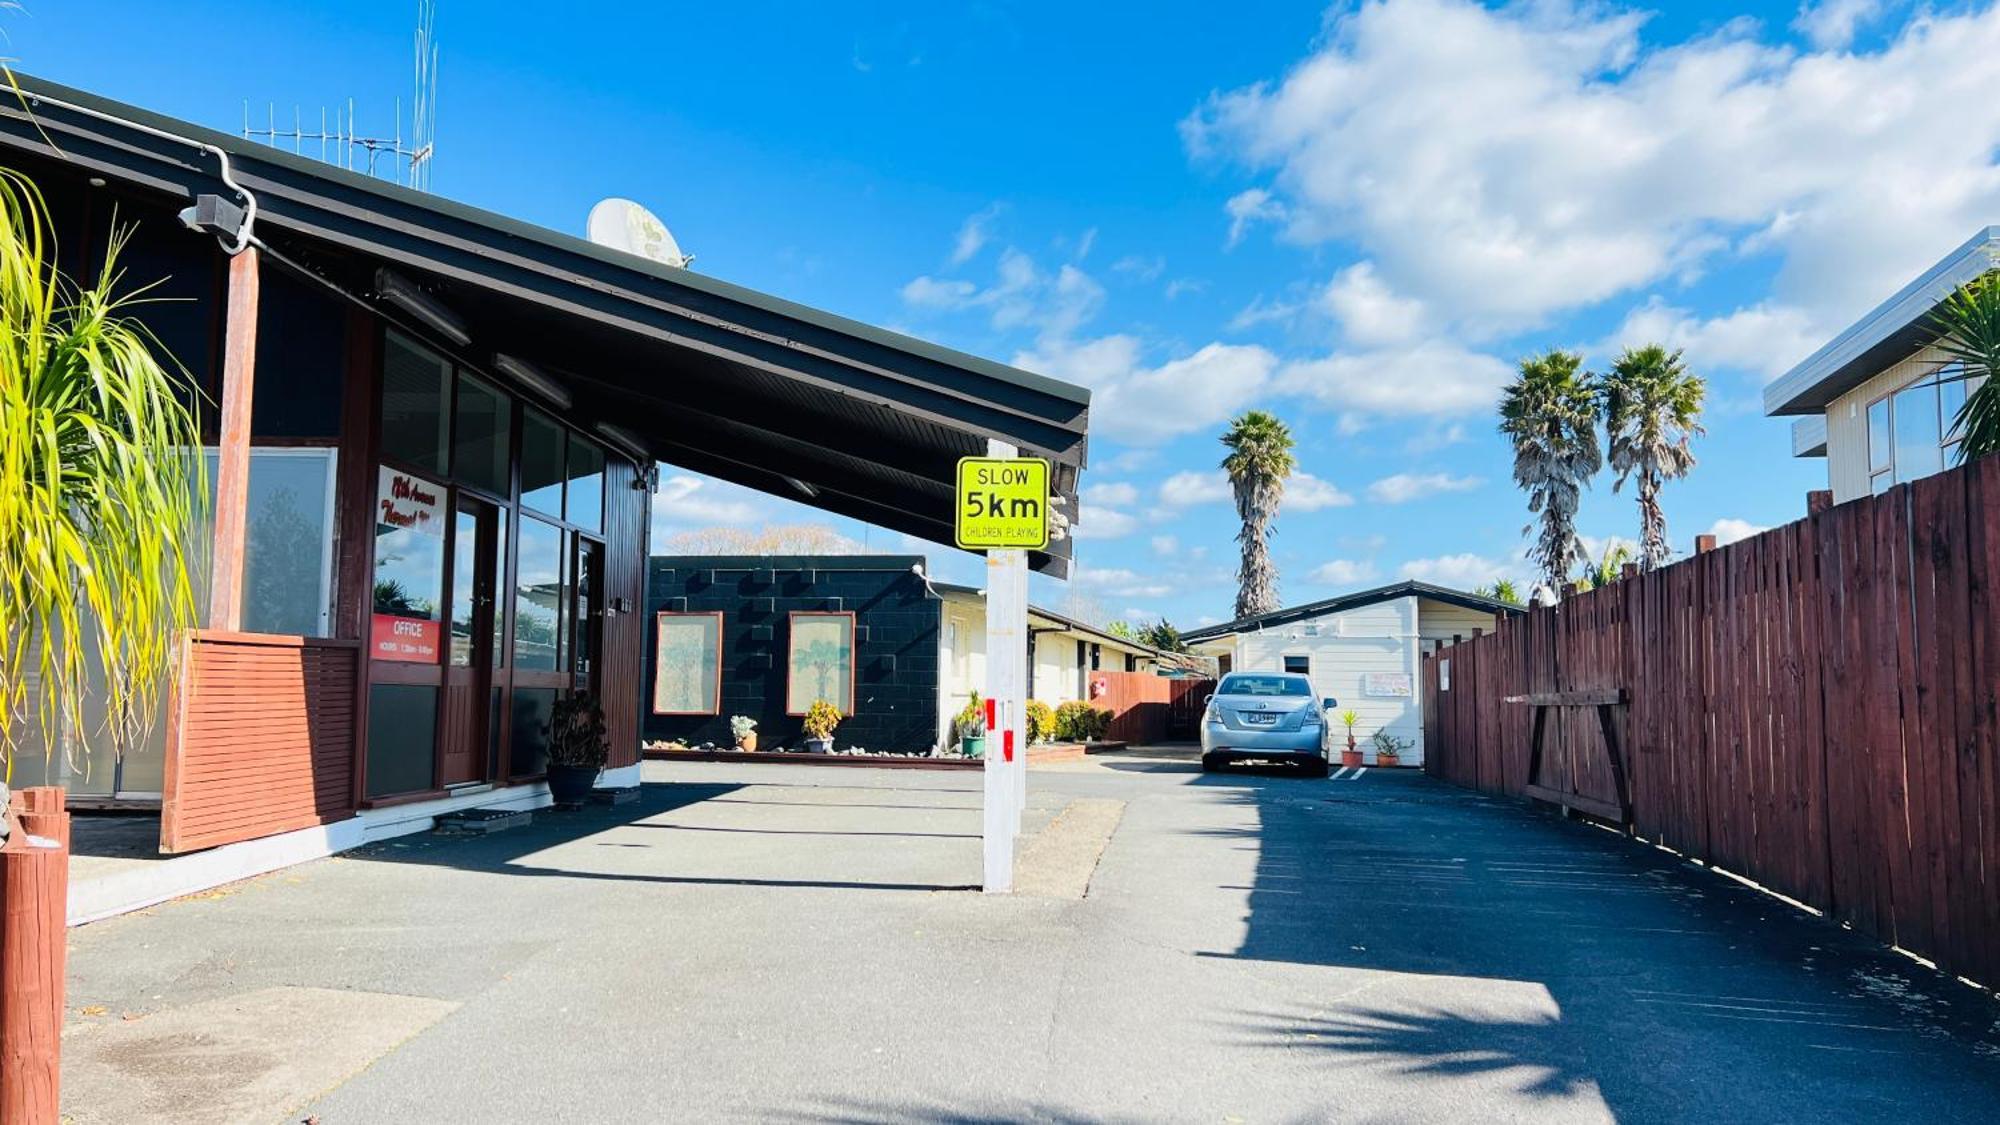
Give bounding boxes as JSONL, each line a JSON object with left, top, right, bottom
{"left": 0, "top": 75, "right": 1088, "bottom": 911}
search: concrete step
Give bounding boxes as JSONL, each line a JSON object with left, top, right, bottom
{"left": 433, "top": 808, "right": 532, "bottom": 835}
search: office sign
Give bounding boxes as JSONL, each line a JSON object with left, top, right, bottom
{"left": 955, "top": 457, "right": 1050, "bottom": 551}
{"left": 1364, "top": 671, "right": 1413, "bottom": 698}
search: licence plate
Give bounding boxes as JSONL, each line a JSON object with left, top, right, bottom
{"left": 1244, "top": 713, "right": 1277, "bottom": 725}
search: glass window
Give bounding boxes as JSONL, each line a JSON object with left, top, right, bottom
{"left": 566, "top": 438, "right": 605, "bottom": 533}
{"left": 1871, "top": 470, "right": 1895, "bottom": 496}
{"left": 453, "top": 374, "right": 512, "bottom": 496}
{"left": 1217, "top": 674, "right": 1313, "bottom": 697}
{"left": 571, "top": 539, "right": 600, "bottom": 680}
{"left": 1866, "top": 398, "right": 1891, "bottom": 474}
{"left": 1892, "top": 381, "right": 1943, "bottom": 484}
{"left": 367, "top": 683, "right": 438, "bottom": 797}
{"left": 511, "top": 687, "right": 557, "bottom": 777}
{"left": 787, "top": 612, "right": 855, "bottom": 714}
{"left": 1938, "top": 365, "right": 1968, "bottom": 445}
{"left": 380, "top": 332, "right": 450, "bottom": 476}
{"left": 449, "top": 507, "right": 478, "bottom": 667}
{"left": 521, "top": 408, "right": 565, "bottom": 516}
{"left": 653, "top": 612, "right": 722, "bottom": 714}
{"left": 198, "top": 448, "right": 338, "bottom": 638}
{"left": 1283, "top": 655, "right": 1311, "bottom": 676}
{"left": 372, "top": 467, "right": 447, "bottom": 664}
{"left": 514, "top": 516, "right": 564, "bottom": 670}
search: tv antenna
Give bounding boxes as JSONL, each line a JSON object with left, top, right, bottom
{"left": 242, "top": 0, "right": 440, "bottom": 191}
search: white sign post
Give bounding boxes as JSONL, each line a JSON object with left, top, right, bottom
{"left": 979, "top": 439, "right": 1033, "bottom": 893}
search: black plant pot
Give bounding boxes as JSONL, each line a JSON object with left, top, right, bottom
{"left": 547, "top": 763, "right": 599, "bottom": 804}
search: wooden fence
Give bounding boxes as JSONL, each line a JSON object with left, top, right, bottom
{"left": 1088, "top": 672, "right": 1213, "bottom": 744}
{"left": 1422, "top": 456, "right": 2000, "bottom": 989}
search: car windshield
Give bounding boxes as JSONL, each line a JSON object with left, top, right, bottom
{"left": 1217, "top": 674, "right": 1311, "bottom": 697}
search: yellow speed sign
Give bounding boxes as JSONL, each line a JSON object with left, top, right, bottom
{"left": 954, "top": 457, "right": 1050, "bottom": 551}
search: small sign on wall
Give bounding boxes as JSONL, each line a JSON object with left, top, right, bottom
{"left": 1439, "top": 660, "right": 1451, "bottom": 691}
{"left": 1364, "top": 671, "right": 1413, "bottom": 698}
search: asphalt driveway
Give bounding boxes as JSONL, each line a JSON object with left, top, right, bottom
{"left": 61, "top": 753, "right": 2000, "bottom": 1123}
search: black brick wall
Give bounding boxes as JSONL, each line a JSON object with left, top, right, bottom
{"left": 644, "top": 555, "right": 942, "bottom": 753}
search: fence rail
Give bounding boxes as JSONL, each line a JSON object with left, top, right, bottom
{"left": 1422, "top": 456, "right": 2000, "bottom": 989}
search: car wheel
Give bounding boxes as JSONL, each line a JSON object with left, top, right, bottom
{"left": 1303, "top": 757, "right": 1331, "bottom": 779}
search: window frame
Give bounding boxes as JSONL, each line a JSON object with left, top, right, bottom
{"left": 785, "top": 610, "right": 858, "bottom": 716}
{"left": 651, "top": 611, "right": 725, "bottom": 716}
{"left": 1282, "top": 654, "right": 1312, "bottom": 677}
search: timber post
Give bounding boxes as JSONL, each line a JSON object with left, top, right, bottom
{"left": 0, "top": 786, "right": 71, "bottom": 1124}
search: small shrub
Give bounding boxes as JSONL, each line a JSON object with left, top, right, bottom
{"left": 1371, "top": 729, "right": 1413, "bottom": 757}
{"left": 1090, "top": 707, "right": 1114, "bottom": 741}
{"left": 1026, "top": 699, "right": 1055, "bottom": 744}
{"left": 1052, "top": 700, "right": 1092, "bottom": 741}
{"left": 802, "top": 699, "right": 842, "bottom": 741}
{"left": 728, "top": 715, "right": 757, "bottom": 743}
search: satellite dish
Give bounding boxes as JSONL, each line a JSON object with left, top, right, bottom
{"left": 586, "top": 197, "right": 693, "bottom": 269}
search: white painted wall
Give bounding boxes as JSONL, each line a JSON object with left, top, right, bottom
{"left": 1212, "top": 595, "right": 1505, "bottom": 765}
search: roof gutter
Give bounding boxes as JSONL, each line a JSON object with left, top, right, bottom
{"left": 18, "top": 87, "right": 256, "bottom": 254}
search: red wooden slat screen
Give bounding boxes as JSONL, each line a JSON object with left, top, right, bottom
{"left": 1087, "top": 672, "right": 1213, "bottom": 744}
{"left": 1421, "top": 456, "right": 2000, "bottom": 988}
{"left": 161, "top": 631, "right": 360, "bottom": 854}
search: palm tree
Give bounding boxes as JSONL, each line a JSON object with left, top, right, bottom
{"left": 1599, "top": 345, "right": 1705, "bottom": 571}
{"left": 1574, "top": 540, "right": 1634, "bottom": 592}
{"left": 1474, "top": 579, "right": 1524, "bottom": 607}
{"left": 1499, "top": 349, "right": 1601, "bottom": 594}
{"left": 1, "top": 171, "right": 206, "bottom": 776}
{"left": 1220, "top": 411, "right": 1295, "bottom": 619}
{"left": 1930, "top": 271, "right": 2000, "bottom": 462}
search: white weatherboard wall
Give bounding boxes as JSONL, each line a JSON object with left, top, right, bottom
{"left": 1219, "top": 597, "right": 1504, "bottom": 766}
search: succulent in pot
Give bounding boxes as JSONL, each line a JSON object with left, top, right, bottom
{"left": 729, "top": 715, "right": 758, "bottom": 752}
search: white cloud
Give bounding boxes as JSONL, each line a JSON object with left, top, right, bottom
{"left": 1225, "top": 187, "right": 1286, "bottom": 248}
{"left": 1600, "top": 297, "right": 1823, "bottom": 383}
{"left": 1158, "top": 469, "right": 1233, "bottom": 508}
{"left": 1229, "top": 295, "right": 1303, "bottom": 332}
{"left": 1366, "top": 471, "right": 1484, "bottom": 504}
{"left": 1321, "top": 261, "right": 1426, "bottom": 346}
{"left": 1286, "top": 472, "right": 1356, "bottom": 511}
{"left": 1398, "top": 552, "right": 1507, "bottom": 589}
{"left": 1150, "top": 535, "right": 1180, "bottom": 556}
{"left": 652, "top": 474, "right": 762, "bottom": 526}
{"left": 951, "top": 203, "right": 1003, "bottom": 266}
{"left": 1187, "top": 0, "right": 2000, "bottom": 334}
{"left": 1164, "top": 278, "right": 1207, "bottom": 300}
{"left": 1405, "top": 421, "right": 1467, "bottom": 453}
{"left": 1021, "top": 338, "right": 1277, "bottom": 445}
{"left": 1795, "top": 0, "right": 1889, "bottom": 51}
{"left": 1084, "top": 481, "right": 1141, "bottom": 508}
{"left": 1703, "top": 517, "right": 1768, "bottom": 546}
{"left": 1073, "top": 504, "right": 1141, "bottom": 540}
{"left": 1307, "top": 558, "right": 1378, "bottom": 586}
{"left": 1072, "top": 566, "right": 1173, "bottom": 599}
{"left": 1277, "top": 340, "right": 1514, "bottom": 418}
{"left": 899, "top": 276, "right": 977, "bottom": 309}
{"left": 1112, "top": 254, "right": 1166, "bottom": 281}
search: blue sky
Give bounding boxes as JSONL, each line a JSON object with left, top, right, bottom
{"left": 18, "top": 1, "right": 2000, "bottom": 626}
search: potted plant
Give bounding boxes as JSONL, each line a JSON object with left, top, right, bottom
{"left": 1371, "top": 729, "right": 1411, "bottom": 768}
{"left": 956, "top": 692, "right": 986, "bottom": 758}
{"left": 802, "top": 698, "right": 841, "bottom": 754}
{"left": 729, "top": 715, "right": 758, "bottom": 752}
{"left": 547, "top": 691, "right": 610, "bottom": 804}
{"left": 1338, "top": 709, "right": 1363, "bottom": 768}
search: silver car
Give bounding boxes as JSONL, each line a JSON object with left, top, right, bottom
{"left": 1199, "top": 672, "right": 1336, "bottom": 777}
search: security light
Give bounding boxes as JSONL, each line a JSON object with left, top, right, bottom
{"left": 375, "top": 268, "right": 470, "bottom": 347}
{"left": 493, "top": 352, "right": 572, "bottom": 411}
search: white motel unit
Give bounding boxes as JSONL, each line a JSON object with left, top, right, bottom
{"left": 1766, "top": 226, "right": 1997, "bottom": 502}
{"left": 1180, "top": 582, "right": 1522, "bottom": 766}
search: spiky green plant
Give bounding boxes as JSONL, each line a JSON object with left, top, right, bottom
{"left": 0, "top": 169, "right": 205, "bottom": 779}
{"left": 1930, "top": 271, "right": 2000, "bottom": 463}
{"left": 1599, "top": 345, "right": 1705, "bottom": 571}
{"left": 1499, "top": 349, "right": 1601, "bottom": 594}
{"left": 1220, "top": 410, "right": 1295, "bottom": 619}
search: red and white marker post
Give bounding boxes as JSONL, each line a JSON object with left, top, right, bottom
{"left": 981, "top": 440, "right": 1031, "bottom": 892}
